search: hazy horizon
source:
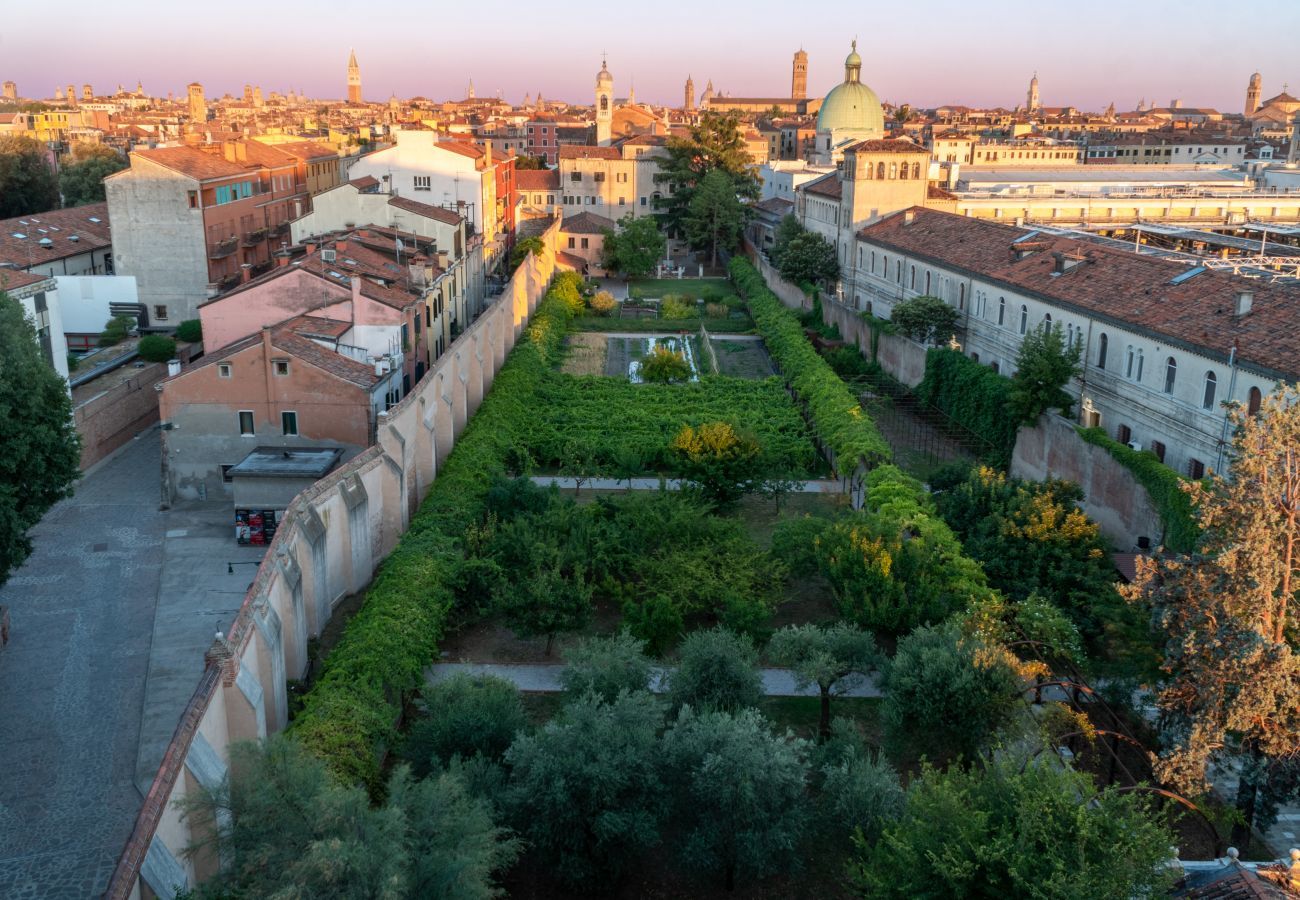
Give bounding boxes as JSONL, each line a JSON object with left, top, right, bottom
{"left": 4, "top": 0, "right": 1296, "bottom": 113}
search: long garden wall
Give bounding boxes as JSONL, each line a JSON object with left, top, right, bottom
{"left": 104, "top": 219, "right": 560, "bottom": 900}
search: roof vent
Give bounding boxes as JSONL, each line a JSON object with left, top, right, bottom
{"left": 1234, "top": 290, "right": 1254, "bottom": 317}
{"left": 68, "top": 235, "right": 79, "bottom": 242}
{"left": 320, "top": 248, "right": 337, "bottom": 263}
{"left": 39, "top": 237, "right": 53, "bottom": 247}
{"left": 903, "top": 210, "right": 916, "bottom": 226}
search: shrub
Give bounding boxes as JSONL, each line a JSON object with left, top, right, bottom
{"left": 882, "top": 622, "right": 1020, "bottom": 765}
{"left": 817, "top": 739, "right": 904, "bottom": 848}
{"left": 915, "top": 347, "right": 1018, "bottom": 468}
{"left": 889, "top": 295, "right": 960, "bottom": 345}
{"left": 174, "top": 319, "right": 202, "bottom": 343}
{"left": 403, "top": 673, "right": 527, "bottom": 775}
{"left": 588, "top": 290, "right": 617, "bottom": 316}
{"left": 820, "top": 345, "right": 875, "bottom": 382}
{"left": 661, "top": 295, "right": 697, "bottom": 319}
{"left": 137, "top": 334, "right": 177, "bottom": 362}
{"left": 770, "top": 514, "right": 831, "bottom": 578}
{"left": 667, "top": 626, "right": 762, "bottom": 713}
{"left": 560, "top": 632, "right": 654, "bottom": 702}
{"left": 98, "top": 314, "right": 133, "bottom": 346}
{"left": 638, "top": 345, "right": 692, "bottom": 384}
{"left": 704, "top": 301, "right": 728, "bottom": 318}
{"left": 670, "top": 421, "right": 766, "bottom": 507}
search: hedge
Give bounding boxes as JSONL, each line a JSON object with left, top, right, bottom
{"left": 914, "top": 348, "right": 1019, "bottom": 468}
{"left": 1075, "top": 426, "right": 1199, "bottom": 553}
{"left": 730, "top": 258, "right": 891, "bottom": 473}
{"left": 290, "top": 273, "right": 583, "bottom": 790}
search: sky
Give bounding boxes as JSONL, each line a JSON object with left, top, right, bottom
{"left": 3, "top": 0, "right": 1297, "bottom": 113}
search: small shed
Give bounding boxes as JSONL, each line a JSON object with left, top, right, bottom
{"left": 227, "top": 446, "right": 343, "bottom": 544}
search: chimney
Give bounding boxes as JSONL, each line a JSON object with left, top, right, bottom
{"left": 903, "top": 209, "right": 916, "bottom": 226}
{"left": 437, "top": 249, "right": 449, "bottom": 269}
{"left": 277, "top": 254, "right": 290, "bottom": 268}
{"left": 334, "top": 239, "right": 346, "bottom": 251}
{"left": 167, "top": 359, "right": 181, "bottom": 377}
{"left": 409, "top": 253, "right": 427, "bottom": 288}
{"left": 305, "top": 240, "right": 317, "bottom": 254}
{"left": 1234, "top": 290, "right": 1254, "bottom": 317}
{"left": 483, "top": 139, "right": 492, "bottom": 167}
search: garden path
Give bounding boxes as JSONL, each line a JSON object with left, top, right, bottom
{"left": 426, "top": 662, "right": 882, "bottom": 698}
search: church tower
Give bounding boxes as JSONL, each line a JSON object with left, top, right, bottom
{"left": 685, "top": 75, "right": 695, "bottom": 111}
{"left": 1246, "top": 72, "right": 1262, "bottom": 115}
{"left": 1026, "top": 72, "right": 1040, "bottom": 112}
{"left": 187, "top": 82, "right": 206, "bottom": 124}
{"left": 595, "top": 59, "right": 613, "bottom": 146}
{"left": 347, "top": 49, "right": 362, "bottom": 104}
{"left": 792, "top": 49, "right": 808, "bottom": 100}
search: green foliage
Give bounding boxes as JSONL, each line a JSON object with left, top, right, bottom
{"left": 776, "top": 229, "right": 840, "bottom": 288}
{"left": 508, "top": 236, "right": 546, "bottom": 272}
{"left": 0, "top": 292, "right": 81, "bottom": 587}
{"left": 881, "top": 622, "right": 1020, "bottom": 765}
{"left": 731, "top": 258, "right": 891, "bottom": 473}
{"left": 98, "top": 314, "right": 133, "bottom": 346}
{"left": 768, "top": 622, "right": 879, "bottom": 740}
{"left": 670, "top": 421, "right": 766, "bottom": 507}
{"left": 851, "top": 756, "right": 1177, "bottom": 899}
{"left": 626, "top": 278, "right": 734, "bottom": 302}
{"left": 684, "top": 168, "right": 750, "bottom": 266}
{"left": 667, "top": 626, "right": 763, "bottom": 713}
{"left": 569, "top": 315, "right": 751, "bottom": 333}
{"left": 1008, "top": 322, "right": 1082, "bottom": 424}
{"left": 183, "top": 736, "right": 518, "bottom": 900}
{"left": 915, "top": 347, "right": 1018, "bottom": 468}
{"left": 660, "top": 707, "right": 811, "bottom": 890}
{"left": 816, "top": 466, "right": 994, "bottom": 633}
{"left": 58, "top": 143, "right": 126, "bottom": 206}
{"left": 1076, "top": 425, "right": 1199, "bottom": 552}
{"left": 512, "top": 154, "right": 548, "bottom": 170}
{"left": 637, "top": 344, "right": 692, "bottom": 383}
{"left": 175, "top": 319, "right": 203, "bottom": 343}
{"left": 659, "top": 294, "right": 697, "bottom": 319}
{"left": 587, "top": 290, "right": 617, "bottom": 316}
{"left": 820, "top": 345, "right": 876, "bottom": 383}
{"left": 560, "top": 632, "right": 654, "bottom": 702}
{"left": 600, "top": 214, "right": 665, "bottom": 278}
{"left": 0, "top": 135, "right": 58, "bottom": 217}
{"left": 504, "top": 690, "right": 665, "bottom": 890}
{"left": 770, "top": 514, "right": 831, "bottom": 578}
{"left": 769, "top": 214, "right": 804, "bottom": 270}
{"left": 404, "top": 674, "right": 526, "bottom": 775}
{"left": 816, "top": 728, "right": 904, "bottom": 849}
{"left": 888, "top": 295, "right": 959, "bottom": 345}
{"left": 136, "top": 334, "right": 176, "bottom": 362}
{"left": 654, "top": 109, "right": 760, "bottom": 235}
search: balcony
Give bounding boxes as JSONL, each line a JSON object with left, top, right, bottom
{"left": 241, "top": 228, "right": 268, "bottom": 247}
{"left": 208, "top": 237, "right": 237, "bottom": 259}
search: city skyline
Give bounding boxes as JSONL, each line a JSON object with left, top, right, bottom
{"left": 4, "top": 0, "right": 1298, "bottom": 111}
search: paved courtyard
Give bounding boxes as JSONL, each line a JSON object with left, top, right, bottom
{"left": 0, "top": 429, "right": 263, "bottom": 899}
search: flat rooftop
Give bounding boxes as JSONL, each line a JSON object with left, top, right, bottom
{"left": 227, "top": 446, "right": 344, "bottom": 479}
{"left": 957, "top": 166, "right": 1250, "bottom": 188}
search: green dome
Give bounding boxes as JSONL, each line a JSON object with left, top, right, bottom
{"left": 816, "top": 80, "right": 884, "bottom": 134}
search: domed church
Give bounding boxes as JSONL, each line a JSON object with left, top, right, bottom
{"left": 813, "top": 41, "right": 885, "bottom": 164}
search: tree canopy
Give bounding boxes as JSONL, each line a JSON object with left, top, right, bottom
{"left": 600, "top": 214, "right": 665, "bottom": 278}
{"left": 1008, "top": 322, "right": 1082, "bottom": 424}
{"left": 776, "top": 229, "right": 839, "bottom": 288}
{"left": 59, "top": 142, "right": 126, "bottom": 206}
{"left": 0, "top": 291, "right": 81, "bottom": 587}
{"left": 889, "top": 295, "right": 959, "bottom": 346}
{"left": 655, "top": 110, "right": 759, "bottom": 236}
{"left": 683, "top": 168, "right": 749, "bottom": 267}
{"left": 0, "top": 135, "right": 59, "bottom": 217}
{"left": 768, "top": 622, "right": 879, "bottom": 740}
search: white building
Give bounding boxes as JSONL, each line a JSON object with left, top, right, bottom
{"left": 2, "top": 269, "right": 68, "bottom": 381}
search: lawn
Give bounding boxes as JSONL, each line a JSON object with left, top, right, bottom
{"left": 627, "top": 277, "right": 733, "bottom": 301}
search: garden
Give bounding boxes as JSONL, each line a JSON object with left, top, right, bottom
{"left": 178, "top": 263, "right": 1297, "bottom": 900}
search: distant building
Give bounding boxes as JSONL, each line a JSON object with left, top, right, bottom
{"left": 2, "top": 81, "right": 16, "bottom": 101}
{"left": 517, "top": 168, "right": 561, "bottom": 219}
{"left": 1027, "top": 72, "right": 1040, "bottom": 113}
{"left": 595, "top": 60, "right": 613, "bottom": 146}
{"left": 792, "top": 49, "right": 808, "bottom": 101}
{"left": 685, "top": 75, "right": 696, "bottom": 112}
{"left": 187, "top": 82, "right": 206, "bottom": 124}
{"left": 812, "top": 41, "right": 885, "bottom": 164}
{"left": 1246, "top": 72, "right": 1262, "bottom": 115}
{"left": 347, "top": 49, "right": 362, "bottom": 104}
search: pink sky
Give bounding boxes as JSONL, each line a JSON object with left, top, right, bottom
{"left": 3, "top": 1, "right": 1296, "bottom": 113}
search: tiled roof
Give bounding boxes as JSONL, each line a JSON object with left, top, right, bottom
{"left": 0, "top": 202, "right": 113, "bottom": 267}
{"left": 927, "top": 184, "right": 957, "bottom": 200}
{"left": 559, "top": 145, "right": 622, "bottom": 160}
{"left": 753, "top": 197, "right": 794, "bottom": 214}
{"left": 857, "top": 207, "right": 1300, "bottom": 380}
{"left": 438, "top": 140, "right": 484, "bottom": 159}
{"left": 132, "top": 146, "right": 250, "bottom": 181}
{"left": 283, "top": 314, "right": 351, "bottom": 341}
{"left": 349, "top": 175, "right": 380, "bottom": 191}
{"left": 269, "top": 141, "right": 339, "bottom": 162}
{"left": 846, "top": 138, "right": 927, "bottom": 154}
{"left": 561, "top": 211, "right": 617, "bottom": 234}
{"left": 803, "top": 172, "right": 843, "bottom": 199}
{"left": 387, "top": 195, "right": 463, "bottom": 225}
{"left": 271, "top": 329, "right": 380, "bottom": 388}
{"left": 516, "top": 169, "right": 560, "bottom": 190}
{"left": 0, "top": 268, "right": 51, "bottom": 291}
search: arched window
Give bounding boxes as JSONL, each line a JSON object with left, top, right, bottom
{"left": 1248, "top": 386, "right": 1262, "bottom": 415}
{"left": 1136, "top": 350, "right": 1144, "bottom": 382}
{"left": 912, "top": 162, "right": 921, "bottom": 179}
{"left": 1019, "top": 305, "right": 1028, "bottom": 334}
{"left": 1202, "top": 371, "right": 1217, "bottom": 410}
{"left": 998, "top": 297, "right": 1005, "bottom": 326}
{"left": 877, "top": 162, "right": 886, "bottom": 179}
{"left": 959, "top": 284, "right": 966, "bottom": 310}
{"left": 1125, "top": 346, "right": 1135, "bottom": 378}
{"left": 899, "top": 162, "right": 909, "bottom": 180}
{"left": 864, "top": 161, "right": 874, "bottom": 179}
{"left": 889, "top": 162, "right": 897, "bottom": 179}
{"left": 600, "top": 96, "right": 608, "bottom": 112}
{"left": 1097, "top": 333, "right": 1108, "bottom": 369}
{"left": 872, "top": 251, "right": 877, "bottom": 273}
{"left": 910, "top": 266, "right": 916, "bottom": 289}
{"left": 925, "top": 272, "right": 931, "bottom": 293}
{"left": 1043, "top": 313, "right": 1052, "bottom": 331}
{"left": 1164, "top": 357, "right": 1177, "bottom": 394}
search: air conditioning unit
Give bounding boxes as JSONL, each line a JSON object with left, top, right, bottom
{"left": 320, "top": 248, "right": 336, "bottom": 263}
{"left": 1127, "top": 440, "right": 1142, "bottom": 452}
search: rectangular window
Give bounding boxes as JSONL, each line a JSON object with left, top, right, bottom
{"left": 581, "top": 238, "right": 589, "bottom": 249}
{"left": 281, "top": 411, "right": 298, "bottom": 436}
{"left": 1188, "top": 458, "right": 1205, "bottom": 480}
{"left": 273, "top": 359, "right": 289, "bottom": 376}
{"left": 153, "top": 304, "right": 168, "bottom": 321}
{"left": 570, "top": 171, "right": 581, "bottom": 182}
{"left": 221, "top": 464, "right": 234, "bottom": 483}
{"left": 187, "top": 190, "right": 198, "bottom": 209}
{"left": 568, "top": 237, "right": 576, "bottom": 248}
{"left": 1117, "top": 424, "right": 1132, "bottom": 445}
{"left": 618, "top": 197, "right": 625, "bottom": 206}
{"left": 413, "top": 175, "right": 431, "bottom": 191}
{"left": 238, "top": 410, "right": 255, "bottom": 435}
{"left": 1150, "top": 440, "right": 1166, "bottom": 463}
{"left": 218, "top": 363, "right": 232, "bottom": 378}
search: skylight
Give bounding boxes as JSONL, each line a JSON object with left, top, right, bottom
{"left": 88, "top": 217, "right": 102, "bottom": 223}
{"left": 1169, "top": 266, "right": 1207, "bottom": 285}
{"left": 1012, "top": 230, "right": 1041, "bottom": 244}
{"left": 11, "top": 233, "right": 25, "bottom": 239}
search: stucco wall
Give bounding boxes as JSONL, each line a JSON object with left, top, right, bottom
{"left": 104, "top": 217, "right": 561, "bottom": 900}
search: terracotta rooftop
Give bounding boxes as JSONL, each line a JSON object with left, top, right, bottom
{"left": 438, "top": 140, "right": 484, "bottom": 160}
{"left": 561, "top": 211, "right": 617, "bottom": 234}
{"left": 516, "top": 168, "right": 560, "bottom": 191}
{"left": 559, "top": 145, "right": 623, "bottom": 160}
{"left": 846, "top": 138, "right": 927, "bottom": 154}
{"left": 803, "top": 172, "right": 843, "bottom": 199}
{"left": 753, "top": 196, "right": 794, "bottom": 214}
{"left": 349, "top": 175, "right": 381, "bottom": 191}
{"left": 131, "top": 146, "right": 250, "bottom": 181}
{"left": 0, "top": 268, "right": 52, "bottom": 292}
{"left": 0, "top": 202, "right": 112, "bottom": 267}
{"left": 268, "top": 140, "right": 339, "bottom": 162}
{"left": 282, "top": 314, "right": 352, "bottom": 341}
{"left": 387, "top": 195, "right": 463, "bottom": 226}
{"left": 271, "top": 329, "right": 381, "bottom": 388}
{"left": 857, "top": 207, "right": 1300, "bottom": 380}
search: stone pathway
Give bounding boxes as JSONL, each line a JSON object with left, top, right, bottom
{"left": 529, "top": 475, "right": 847, "bottom": 494}
{"left": 427, "top": 662, "right": 881, "bottom": 698}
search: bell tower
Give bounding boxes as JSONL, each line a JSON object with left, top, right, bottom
{"left": 347, "top": 49, "right": 362, "bottom": 104}
{"left": 792, "top": 49, "right": 808, "bottom": 100}
{"left": 595, "top": 58, "right": 613, "bottom": 146}
{"left": 1246, "top": 72, "right": 1262, "bottom": 115}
